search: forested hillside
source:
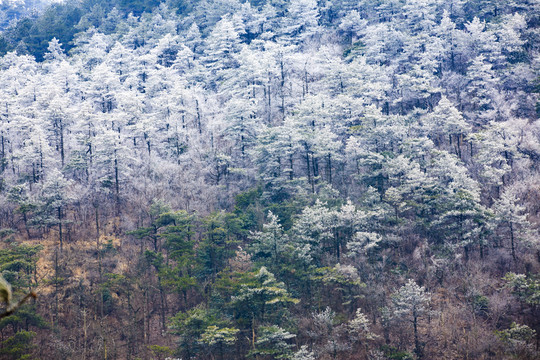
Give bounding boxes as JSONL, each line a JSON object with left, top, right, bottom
{"left": 0, "top": 1, "right": 58, "bottom": 32}
{"left": 1, "top": 0, "right": 540, "bottom": 359}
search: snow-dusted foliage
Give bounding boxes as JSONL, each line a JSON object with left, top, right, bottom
{"left": 1, "top": 0, "right": 540, "bottom": 359}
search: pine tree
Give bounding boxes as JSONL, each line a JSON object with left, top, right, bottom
{"left": 493, "top": 188, "right": 530, "bottom": 260}
{"left": 390, "top": 279, "right": 430, "bottom": 358}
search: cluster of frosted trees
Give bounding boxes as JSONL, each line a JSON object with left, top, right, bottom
{"left": 0, "top": 0, "right": 537, "bottom": 251}
{"left": 0, "top": 0, "right": 50, "bottom": 30}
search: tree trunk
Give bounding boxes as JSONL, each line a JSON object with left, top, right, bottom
{"left": 196, "top": 100, "right": 202, "bottom": 134}
{"left": 54, "top": 249, "right": 59, "bottom": 327}
{"left": 60, "top": 119, "right": 65, "bottom": 166}
{"left": 327, "top": 153, "right": 332, "bottom": 184}
{"left": 58, "top": 207, "right": 63, "bottom": 252}
{"left": 510, "top": 222, "right": 516, "bottom": 261}
{"left": 289, "top": 146, "right": 294, "bottom": 180}
{"left": 413, "top": 312, "right": 420, "bottom": 358}
{"left": 305, "top": 148, "right": 313, "bottom": 193}
{"left": 114, "top": 151, "right": 120, "bottom": 215}
{"left": 1, "top": 134, "right": 5, "bottom": 173}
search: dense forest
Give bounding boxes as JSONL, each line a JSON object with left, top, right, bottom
{"left": 0, "top": 0, "right": 540, "bottom": 359}
{"left": 0, "top": 1, "right": 56, "bottom": 32}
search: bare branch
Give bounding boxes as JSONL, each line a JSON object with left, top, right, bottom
{"left": 0, "top": 292, "right": 38, "bottom": 320}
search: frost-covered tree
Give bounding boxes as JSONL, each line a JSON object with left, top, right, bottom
{"left": 423, "top": 96, "right": 470, "bottom": 157}
{"left": 249, "top": 211, "right": 288, "bottom": 265}
{"left": 280, "top": 0, "right": 321, "bottom": 46}
{"left": 202, "top": 15, "right": 242, "bottom": 88}
{"left": 34, "top": 168, "right": 73, "bottom": 251}
{"left": 43, "top": 38, "right": 67, "bottom": 63}
{"left": 390, "top": 280, "right": 431, "bottom": 357}
{"left": 493, "top": 188, "right": 531, "bottom": 260}
{"left": 291, "top": 200, "right": 340, "bottom": 263}
{"left": 250, "top": 325, "right": 296, "bottom": 359}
